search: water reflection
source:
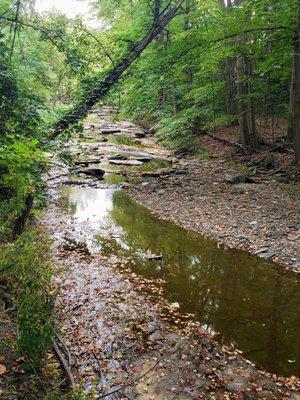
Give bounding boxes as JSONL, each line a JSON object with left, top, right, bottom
{"left": 60, "top": 186, "right": 115, "bottom": 224}
{"left": 59, "top": 186, "right": 300, "bottom": 377}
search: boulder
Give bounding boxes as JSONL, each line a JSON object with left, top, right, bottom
{"left": 226, "top": 173, "right": 254, "bottom": 184}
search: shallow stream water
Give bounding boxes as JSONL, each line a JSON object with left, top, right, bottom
{"left": 59, "top": 185, "right": 300, "bottom": 377}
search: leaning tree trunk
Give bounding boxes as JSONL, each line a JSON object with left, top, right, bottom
{"left": 290, "top": 1, "right": 300, "bottom": 164}
{"left": 49, "top": 0, "right": 186, "bottom": 140}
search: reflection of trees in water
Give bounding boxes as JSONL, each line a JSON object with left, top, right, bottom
{"left": 110, "top": 190, "right": 300, "bottom": 376}
{"left": 61, "top": 187, "right": 114, "bottom": 220}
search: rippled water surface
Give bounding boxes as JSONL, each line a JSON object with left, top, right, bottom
{"left": 59, "top": 185, "right": 300, "bottom": 377}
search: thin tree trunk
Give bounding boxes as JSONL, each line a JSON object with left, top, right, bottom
{"left": 287, "top": 65, "right": 295, "bottom": 143}
{"left": 172, "top": 84, "right": 177, "bottom": 115}
{"left": 236, "top": 36, "right": 257, "bottom": 148}
{"left": 291, "top": 1, "right": 300, "bottom": 164}
{"left": 12, "top": 194, "right": 33, "bottom": 238}
{"left": 220, "top": 0, "right": 238, "bottom": 125}
{"left": 49, "top": 0, "right": 186, "bottom": 140}
{"left": 224, "top": 58, "right": 238, "bottom": 121}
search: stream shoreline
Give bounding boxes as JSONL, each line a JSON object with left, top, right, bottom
{"left": 126, "top": 159, "right": 299, "bottom": 274}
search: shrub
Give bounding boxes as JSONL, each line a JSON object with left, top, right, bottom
{"left": 0, "top": 230, "right": 54, "bottom": 368}
{"left": 0, "top": 141, "right": 45, "bottom": 238}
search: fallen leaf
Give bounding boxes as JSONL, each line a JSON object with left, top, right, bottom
{"left": 0, "top": 364, "right": 7, "bottom": 375}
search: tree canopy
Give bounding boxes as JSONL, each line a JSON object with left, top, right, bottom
{"left": 0, "top": 0, "right": 299, "bottom": 236}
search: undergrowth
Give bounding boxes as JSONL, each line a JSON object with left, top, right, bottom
{"left": 155, "top": 109, "right": 198, "bottom": 151}
{"left": 0, "top": 140, "right": 46, "bottom": 239}
{"left": 0, "top": 229, "right": 54, "bottom": 369}
{"left": 140, "top": 158, "right": 170, "bottom": 171}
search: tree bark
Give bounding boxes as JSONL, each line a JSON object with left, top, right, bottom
{"left": 236, "top": 36, "right": 257, "bottom": 148}
{"left": 49, "top": 0, "right": 186, "bottom": 140}
{"left": 12, "top": 194, "right": 33, "bottom": 238}
{"left": 224, "top": 58, "right": 238, "bottom": 121}
{"left": 287, "top": 65, "right": 295, "bottom": 143}
{"left": 220, "top": 0, "right": 239, "bottom": 125}
{"left": 290, "top": 1, "right": 300, "bottom": 164}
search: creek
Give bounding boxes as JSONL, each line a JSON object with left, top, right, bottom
{"left": 59, "top": 184, "right": 300, "bottom": 378}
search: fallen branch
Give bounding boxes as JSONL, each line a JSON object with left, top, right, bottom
{"left": 52, "top": 338, "right": 76, "bottom": 389}
{"left": 53, "top": 330, "right": 74, "bottom": 367}
{"left": 202, "top": 131, "right": 247, "bottom": 150}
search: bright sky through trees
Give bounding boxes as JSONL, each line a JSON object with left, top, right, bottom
{"left": 35, "top": 0, "right": 101, "bottom": 27}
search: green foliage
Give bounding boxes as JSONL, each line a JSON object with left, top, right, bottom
{"left": 108, "top": 135, "right": 136, "bottom": 146}
{"left": 155, "top": 109, "right": 199, "bottom": 151}
{"left": 196, "top": 149, "right": 210, "bottom": 161}
{"left": 102, "top": 0, "right": 297, "bottom": 150}
{"left": 0, "top": 141, "right": 45, "bottom": 237}
{"left": 141, "top": 158, "right": 170, "bottom": 172}
{"left": 0, "top": 230, "right": 54, "bottom": 368}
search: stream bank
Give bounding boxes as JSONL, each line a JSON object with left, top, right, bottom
{"left": 44, "top": 107, "right": 300, "bottom": 398}
{"left": 128, "top": 158, "right": 299, "bottom": 273}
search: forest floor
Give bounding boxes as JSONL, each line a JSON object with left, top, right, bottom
{"left": 39, "top": 107, "right": 300, "bottom": 399}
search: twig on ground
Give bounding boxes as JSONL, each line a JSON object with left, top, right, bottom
{"left": 53, "top": 330, "right": 74, "bottom": 367}
{"left": 52, "top": 337, "right": 76, "bottom": 389}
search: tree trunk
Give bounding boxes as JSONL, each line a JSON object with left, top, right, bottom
{"left": 287, "top": 66, "right": 295, "bottom": 143}
{"left": 49, "top": 0, "right": 186, "bottom": 140}
{"left": 12, "top": 194, "right": 33, "bottom": 238}
{"left": 290, "top": 1, "right": 300, "bottom": 164}
{"left": 224, "top": 58, "right": 238, "bottom": 121}
{"left": 220, "top": 0, "right": 238, "bottom": 125}
{"left": 172, "top": 84, "right": 177, "bottom": 115}
{"left": 236, "top": 37, "right": 257, "bottom": 148}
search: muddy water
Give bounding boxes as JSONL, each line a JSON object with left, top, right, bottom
{"left": 59, "top": 185, "right": 300, "bottom": 377}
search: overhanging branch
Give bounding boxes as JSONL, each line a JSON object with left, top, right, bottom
{"left": 49, "top": 0, "right": 187, "bottom": 139}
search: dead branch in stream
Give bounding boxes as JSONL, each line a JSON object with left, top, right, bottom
{"left": 49, "top": 0, "right": 187, "bottom": 140}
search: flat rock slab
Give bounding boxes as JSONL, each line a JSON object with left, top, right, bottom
{"left": 79, "top": 167, "right": 105, "bottom": 177}
{"left": 109, "top": 159, "right": 144, "bottom": 166}
{"left": 74, "top": 158, "right": 102, "bottom": 165}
